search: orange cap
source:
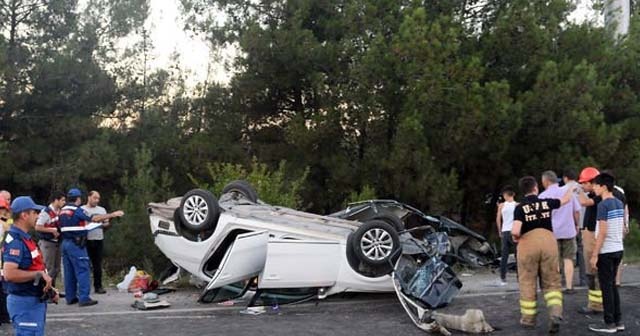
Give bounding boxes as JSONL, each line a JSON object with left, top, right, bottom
{"left": 0, "top": 196, "right": 9, "bottom": 210}
{"left": 578, "top": 167, "right": 600, "bottom": 183}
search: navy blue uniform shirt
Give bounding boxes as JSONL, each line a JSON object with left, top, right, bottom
{"left": 1, "top": 226, "right": 46, "bottom": 297}
{"left": 59, "top": 204, "right": 95, "bottom": 239}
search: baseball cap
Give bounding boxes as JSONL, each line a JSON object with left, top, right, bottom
{"left": 67, "top": 188, "right": 82, "bottom": 197}
{"left": 11, "top": 196, "right": 45, "bottom": 214}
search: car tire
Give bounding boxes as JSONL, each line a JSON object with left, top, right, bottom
{"left": 350, "top": 220, "right": 400, "bottom": 267}
{"left": 346, "top": 234, "right": 393, "bottom": 278}
{"left": 179, "top": 189, "right": 220, "bottom": 232}
{"left": 369, "top": 213, "right": 404, "bottom": 232}
{"left": 221, "top": 180, "right": 258, "bottom": 203}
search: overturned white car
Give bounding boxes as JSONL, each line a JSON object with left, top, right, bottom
{"left": 148, "top": 181, "right": 462, "bottom": 330}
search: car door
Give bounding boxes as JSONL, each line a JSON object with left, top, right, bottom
{"left": 258, "top": 239, "right": 341, "bottom": 288}
{"left": 203, "top": 230, "right": 269, "bottom": 291}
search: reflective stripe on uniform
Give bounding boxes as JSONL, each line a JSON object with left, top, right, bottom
{"left": 520, "top": 300, "right": 537, "bottom": 315}
{"left": 60, "top": 226, "right": 88, "bottom": 232}
{"left": 520, "top": 300, "right": 537, "bottom": 308}
{"left": 589, "top": 290, "right": 603, "bottom": 303}
{"left": 544, "top": 290, "right": 563, "bottom": 307}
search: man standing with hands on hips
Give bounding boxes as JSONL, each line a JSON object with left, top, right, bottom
{"left": 2, "top": 196, "right": 59, "bottom": 335}
{"left": 59, "top": 188, "right": 124, "bottom": 306}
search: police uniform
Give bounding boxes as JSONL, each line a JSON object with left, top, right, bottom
{"left": 1, "top": 226, "right": 48, "bottom": 335}
{"left": 514, "top": 195, "right": 563, "bottom": 328}
{"left": 59, "top": 203, "right": 95, "bottom": 305}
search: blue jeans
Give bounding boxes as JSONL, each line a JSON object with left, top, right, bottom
{"left": 500, "top": 231, "right": 517, "bottom": 281}
{"left": 62, "top": 239, "right": 92, "bottom": 303}
{"left": 7, "top": 294, "right": 47, "bottom": 335}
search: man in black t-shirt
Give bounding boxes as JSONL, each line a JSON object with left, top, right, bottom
{"left": 511, "top": 176, "right": 575, "bottom": 333}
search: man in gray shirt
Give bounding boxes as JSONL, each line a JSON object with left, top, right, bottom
{"left": 82, "top": 190, "right": 109, "bottom": 294}
{"left": 36, "top": 191, "right": 66, "bottom": 288}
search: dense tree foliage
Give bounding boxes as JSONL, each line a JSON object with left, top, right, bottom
{"left": 1, "top": 0, "right": 640, "bottom": 272}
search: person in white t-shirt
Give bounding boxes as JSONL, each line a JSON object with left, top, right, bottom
{"left": 587, "top": 173, "right": 625, "bottom": 333}
{"left": 82, "top": 191, "right": 109, "bottom": 294}
{"left": 496, "top": 185, "right": 518, "bottom": 285}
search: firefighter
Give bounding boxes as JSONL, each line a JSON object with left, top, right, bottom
{"left": 2, "top": 196, "right": 59, "bottom": 335}
{"left": 59, "top": 188, "right": 124, "bottom": 306}
{"left": 511, "top": 176, "right": 575, "bottom": 333}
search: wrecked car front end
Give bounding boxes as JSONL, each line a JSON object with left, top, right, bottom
{"left": 392, "top": 232, "right": 463, "bottom": 333}
{"left": 332, "top": 200, "right": 497, "bottom": 268}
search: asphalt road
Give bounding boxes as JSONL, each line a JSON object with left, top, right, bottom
{"left": 1, "top": 285, "right": 639, "bottom": 336}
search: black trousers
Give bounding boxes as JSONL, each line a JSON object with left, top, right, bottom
{"left": 597, "top": 251, "right": 623, "bottom": 325}
{"left": 86, "top": 240, "right": 104, "bottom": 290}
{"left": 0, "top": 281, "right": 9, "bottom": 323}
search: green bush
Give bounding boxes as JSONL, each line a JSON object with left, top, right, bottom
{"left": 623, "top": 219, "right": 640, "bottom": 262}
{"left": 104, "top": 145, "right": 174, "bottom": 276}
{"left": 190, "top": 158, "right": 309, "bottom": 209}
{"left": 344, "top": 185, "right": 378, "bottom": 206}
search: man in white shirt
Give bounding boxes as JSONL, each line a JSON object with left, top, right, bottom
{"left": 587, "top": 173, "right": 625, "bottom": 333}
{"left": 82, "top": 191, "right": 109, "bottom": 294}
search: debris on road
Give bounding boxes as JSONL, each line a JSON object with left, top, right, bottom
{"left": 132, "top": 300, "right": 171, "bottom": 310}
{"left": 239, "top": 306, "right": 266, "bottom": 315}
{"left": 433, "top": 309, "right": 494, "bottom": 334}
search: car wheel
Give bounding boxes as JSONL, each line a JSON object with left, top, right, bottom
{"left": 369, "top": 213, "right": 404, "bottom": 232}
{"left": 221, "top": 180, "right": 258, "bottom": 203}
{"left": 351, "top": 220, "right": 400, "bottom": 267}
{"left": 346, "top": 233, "right": 394, "bottom": 278}
{"left": 179, "top": 189, "right": 220, "bottom": 232}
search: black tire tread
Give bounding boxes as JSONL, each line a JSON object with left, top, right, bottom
{"left": 221, "top": 180, "right": 258, "bottom": 203}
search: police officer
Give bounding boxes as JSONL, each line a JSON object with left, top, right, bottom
{"left": 511, "top": 176, "right": 575, "bottom": 334}
{"left": 2, "top": 196, "right": 59, "bottom": 335}
{"left": 59, "top": 188, "right": 124, "bottom": 306}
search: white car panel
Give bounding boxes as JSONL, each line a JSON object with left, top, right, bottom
{"left": 151, "top": 214, "right": 217, "bottom": 281}
{"left": 325, "top": 244, "right": 394, "bottom": 296}
{"left": 258, "top": 240, "right": 341, "bottom": 288}
{"left": 205, "top": 230, "right": 269, "bottom": 290}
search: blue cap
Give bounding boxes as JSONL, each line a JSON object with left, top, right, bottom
{"left": 11, "top": 196, "right": 45, "bottom": 214}
{"left": 67, "top": 188, "right": 82, "bottom": 197}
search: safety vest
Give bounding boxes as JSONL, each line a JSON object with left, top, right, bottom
{"left": 1, "top": 228, "right": 46, "bottom": 295}
{"left": 21, "top": 235, "right": 46, "bottom": 272}
{"left": 38, "top": 206, "right": 60, "bottom": 241}
{"left": 59, "top": 204, "right": 90, "bottom": 239}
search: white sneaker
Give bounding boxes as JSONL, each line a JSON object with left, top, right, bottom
{"left": 588, "top": 323, "right": 618, "bottom": 334}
